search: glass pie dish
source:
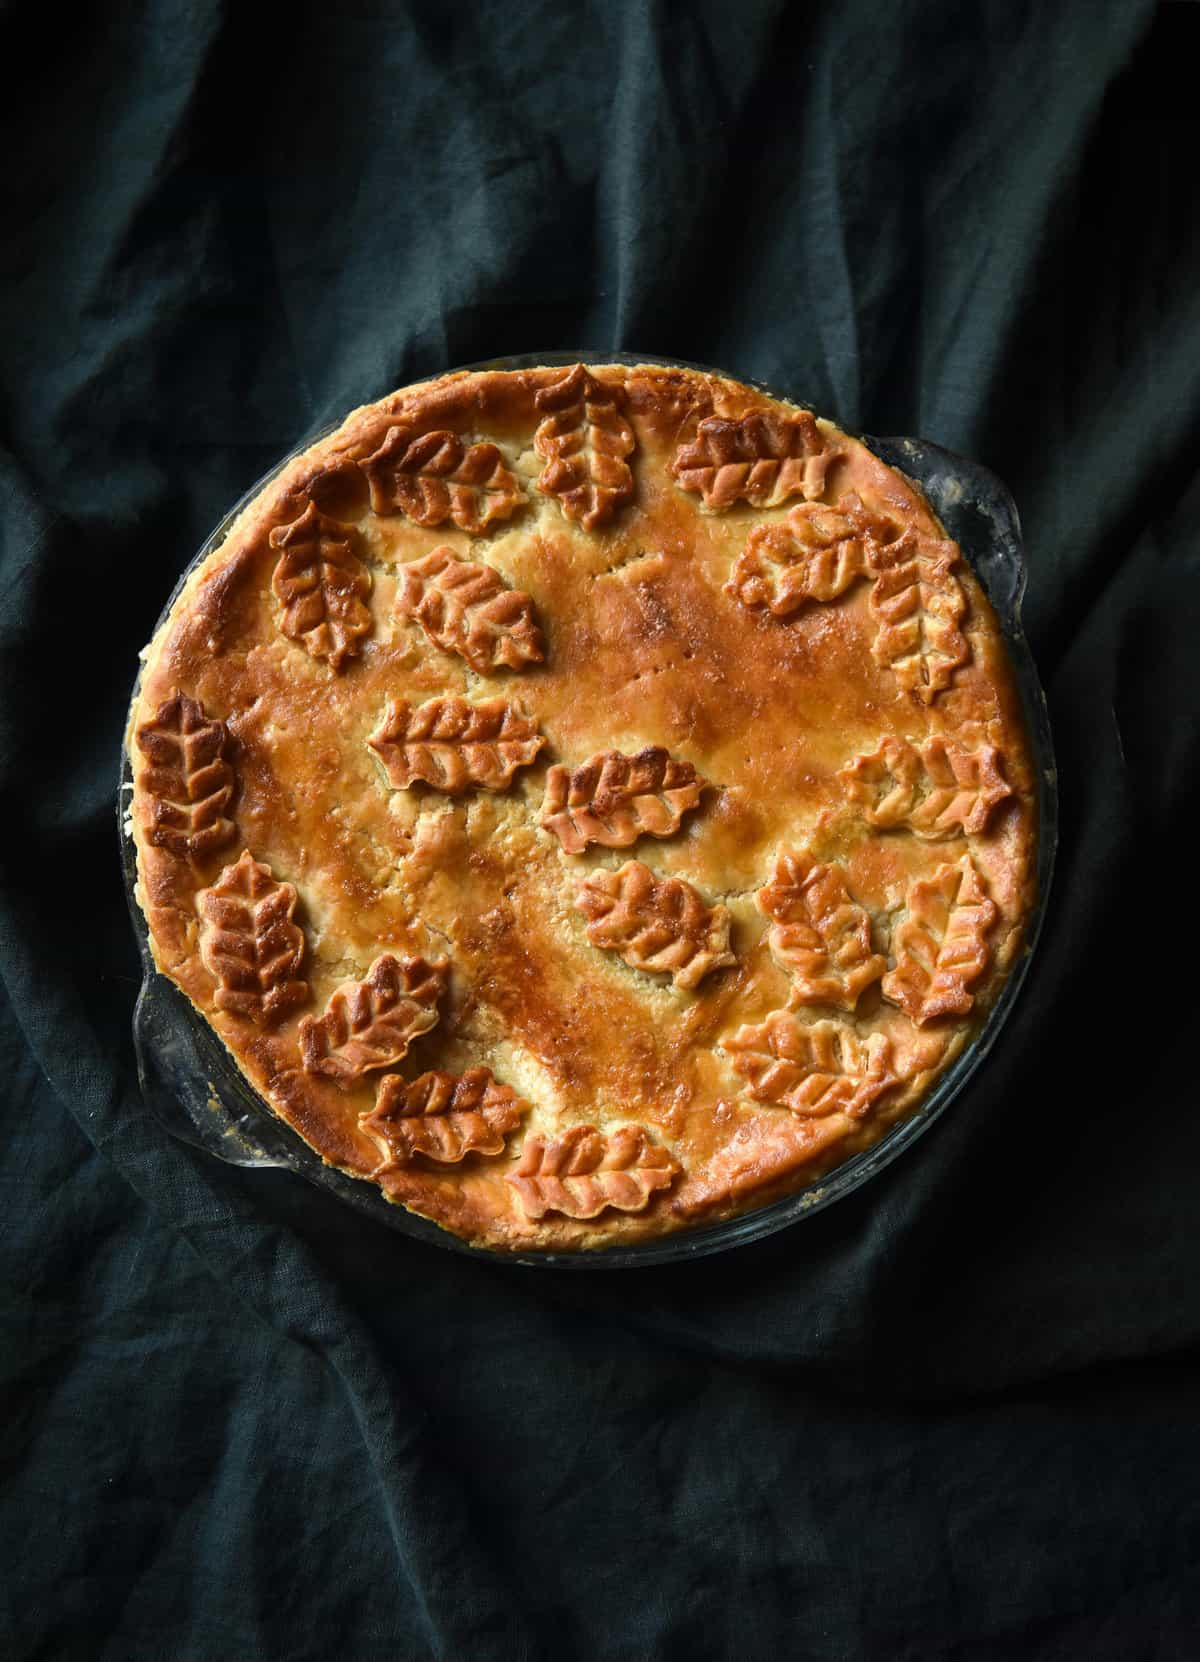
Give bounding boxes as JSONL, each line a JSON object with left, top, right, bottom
{"left": 119, "top": 351, "right": 1058, "bottom": 1267}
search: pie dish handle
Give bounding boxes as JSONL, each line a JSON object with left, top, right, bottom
{"left": 864, "top": 435, "right": 1027, "bottom": 623}
{"left": 131, "top": 959, "right": 297, "bottom": 1170}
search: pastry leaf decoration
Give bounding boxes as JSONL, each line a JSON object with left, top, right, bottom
{"left": 395, "top": 546, "right": 545, "bottom": 673}
{"left": 723, "top": 1012, "right": 897, "bottom": 1120}
{"left": 758, "top": 850, "right": 886, "bottom": 1010}
{"left": 507, "top": 1124, "right": 681, "bottom": 1221}
{"left": 539, "top": 746, "right": 708, "bottom": 854}
{"left": 368, "top": 695, "right": 545, "bottom": 793}
{"left": 135, "top": 691, "right": 236, "bottom": 861}
{"left": 670, "top": 410, "right": 841, "bottom": 511}
{"left": 840, "top": 735, "right": 1012, "bottom": 839}
{"left": 533, "top": 364, "right": 636, "bottom": 529}
{"left": 364, "top": 1066, "right": 527, "bottom": 1167}
{"left": 882, "top": 854, "right": 998, "bottom": 1024}
{"left": 299, "top": 954, "right": 447, "bottom": 1087}
{"left": 358, "top": 427, "right": 525, "bottom": 532}
{"left": 726, "top": 495, "right": 891, "bottom": 617}
{"left": 576, "top": 859, "right": 735, "bottom": 990}
{"left": 868, "top": 529, "right": 968, "bottom": 703}
{"left": 197, "top": 850, "right": 308, "bottom": 1024}
{"left": 270, "top": 501, "right": 373, "bottom": 671}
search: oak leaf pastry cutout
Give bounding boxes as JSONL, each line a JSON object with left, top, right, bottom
{"left": 869, "top": 529, "right": 968, "bottom": 703}
{"left": 364, "top": 1067, "right": 528, "bottom": 1168}
{"left": 533, "top": 364, "right": 636, "bottom": 529}
{"left": 270, "top": 501, "right": 373, "bottom": 671}
{"left": 726, "top": 495, "right": 893, "bottom": 617}
{"left": 135, "top": 691, "right": 236, "bottom": 861}
{"left": 540, "top": 746, "right": 708, "bottom": 854}
{"left": 299, "top": 954, "right": 447, "bottom": 1088}
{"left": 197, "top": 850, "right": 308, "bottom": 1024}
{"left": 368, "top": 695, "right": 545, "bottom": 794}
{"left": 840, "top": 736, "right": 1012, "bottom": 839}
{"left": 723, "top": 1011, "right": 897, "bottom": 1120}
{"left": 358, "top": 427, "right": 525, "bottom": 532}
{"left": 507, "top": 1124, "right": 681, "bottom": 1221}
{"left": 758, "top": 850, "right": 886, "bottom": 1010}
{"left": 576, "top": 859, "right": 735, "bottom": 990}
{"left": 670, "top": 410, "right": 841, "bottom": 510}
{"left": 395, "top": 546, "right": 545, "bottom": 673}
{"left": 882, "top": 854, "right": 998, "bottom": 1025}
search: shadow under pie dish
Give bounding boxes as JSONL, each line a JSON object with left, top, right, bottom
{"left": 123, "top": 355, "right": 1053, "bottom": 1258}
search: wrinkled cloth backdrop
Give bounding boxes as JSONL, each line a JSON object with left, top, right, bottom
{"left": 3, "top": 2, "right": 1198, "bottom": 1657}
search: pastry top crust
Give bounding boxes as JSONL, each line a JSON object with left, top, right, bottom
{"left": 129, "top": 362, "right": 1037, "bottom": 1252}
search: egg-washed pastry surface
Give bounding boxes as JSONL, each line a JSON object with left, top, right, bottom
{"left": 129, "top": 362, "right": 1037, "bottom": 1252}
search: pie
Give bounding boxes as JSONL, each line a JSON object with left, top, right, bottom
{"left": 128, "top": 361, "right": 1038, "bottom": 1252}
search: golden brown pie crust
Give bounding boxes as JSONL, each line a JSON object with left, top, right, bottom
{"left": 128, "top": 362, "right": 1038, "bottom": 1252}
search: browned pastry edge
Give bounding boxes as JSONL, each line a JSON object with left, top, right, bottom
{"left": 128, "top": 361, "right": 1039, "bottom": 1253}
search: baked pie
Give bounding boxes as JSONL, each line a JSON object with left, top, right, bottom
{"left": 128, "top": 361, "right": 1038, "bottom": 1252}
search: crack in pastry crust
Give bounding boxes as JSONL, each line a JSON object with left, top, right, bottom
{"left": 129, "top": 361, "right": 1038, "bottom": 1252}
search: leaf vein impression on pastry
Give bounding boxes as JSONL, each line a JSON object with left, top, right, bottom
{"left": 540, "top": 746, "right": 708, "bottom": 853}
{"left": 363, "top": 1067, "right": 527, "bottom": 1166}
{"left": 358, "top": 427, "right": 524, "bottom": 532}
{"left": 300, "top": 954, "right": 447, "bottom": 1087}
{"left": 507, "top": 1124, "right": 680, "bottom": 1221}
{"left": 841, "top": 735, "right": 1012, "bottom": 838}
{"left": 368, "top": 695, "right": 545, "bottom": 793}
{"left": 868, "top": 529, "right": 968, "bottom": 703}
{"left": 197, "top": 850, "right": 308, "bottom": 1024}
{"left": 395, "top": 546, "right": 544, "bottom": 673}
{"left": 576, "top": 859, "right": 735, "bottom": 990}
{"left": 533, "top": 364, "right": 636, "bottom": 529}
{"left": 270, "top": 501, "right": 373, "bottom": 671}
{"left": 135, "top": 691, "right": 236, "bottom": 861}
{"left": 882, "top": 854, "right": 998, "bottom": 1024}
{"left": 724, "top": 1012, "right": 897, "bottom": 1120}
{"left": 670, "top": 410, "right": 841, "bottom": 511}
{"left": 727, "top": 495, "right": 892, "bottom": 616}
{"left": 758, "top": 850, "right": 886, "bottom": 1010}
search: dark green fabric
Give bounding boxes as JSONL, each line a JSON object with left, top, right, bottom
{"left": 3, "top": 2, "right": 1199, "bottom": 1656}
